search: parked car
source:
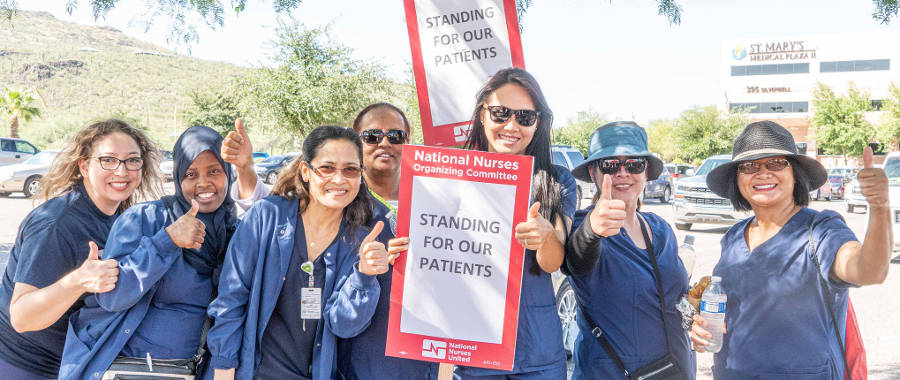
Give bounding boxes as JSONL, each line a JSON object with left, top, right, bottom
{"left": 829, "top": 167, "right": 857, "bottom": 178}
{"left": 672, "top": 154, "right": 750, "bottom": 231}
{"left": 827, "top": 175, "right": 846, "bottom": 200}
{"left": 255, "top": 153, "right": 300, "bottom": 184}
{"left": 643, "top": 166, "right": 673, "bottom": 203}
{"left": 844, "top": 179, "right": 866, "bottom": 213}
{"left": 882, "top": 151, "right": 900, "bottom": 250}
{"left": 552, "top": 271, "right": 577, "bottom": 358}
{"left": 252, "top": 151, "right": 270, "bottom": 163}
{"left": 550, "top": 145, "right": 596, "bottom": 200}
{"left": 0, "top": 150, "right": 59, "bottom": 197}
{"left": 664, "top": 163, "right": 695, "bottom": 183}
{"left": 810, "top": 180, "right": 833, "bottom": 201}
{"left": 0, "top": 137, "right": 39, "bottom": 166}
{"left": 159, "top": 150, "right": 174, "bottom": 181}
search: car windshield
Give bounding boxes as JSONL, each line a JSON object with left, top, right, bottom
{"left": 22, "top": 151, "right": 57, "bottom": 166}
{"left": 884, "top": 158, "right": 900, "bottom": 182}
{"left": 695, "top": 158, "right": 730, "bottom": 176}
{"left": 262, "top": 155, "right": 285, "bottom": 164}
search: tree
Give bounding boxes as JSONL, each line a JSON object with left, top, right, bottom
{"left": 646, "top": 118, "right": 678, "bottom": 162}
{"left": 811, "top": 82, "right": 875, "bottom": 158}
{"left": 551, "top": 110, "right": 608, "bottom": 157}
{"left": 0, "top": 89, "right": 42, "bottom": 138}
{"left": 673, "top": 105, "right": 746, "bottom": 165}
{"left": 876, "top": 82, "right": 900, "bottom": 149}
{"left": 236, "top": 23, "right": 393, "bottom": 139}
{"left": 185, "top": 87, "right": 244, "bottom": 135}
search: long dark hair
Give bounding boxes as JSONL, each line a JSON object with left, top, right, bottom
{"left": 271, "top": 125, "right": 372, "bottom": 230}
{"left": 464, "top": 68, "right": 565, "bottom": 273}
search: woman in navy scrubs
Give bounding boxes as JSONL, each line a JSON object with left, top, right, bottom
{"left": 693, "top": 121, "right": 891, "bottom": 379}
{"left": 207, "top": 126, "right": 390, "bottom": 380}
{"left": 447, "top": 67, "right": 577, "bottom": 379}
{"left": 564, "top": 122, "right": 694, "bottom": 379}
{"left": 0, "top": 120, "right": 161, "bottom": 380}
{"left": 58, "top": 125, "right": 237, "bottom": 379}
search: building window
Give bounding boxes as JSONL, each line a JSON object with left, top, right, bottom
{"left": 820, "top": 59, "right": 890, "bottom": 73}
{"left": 730, "top": 63, "right": 810, "bottom": 76}
{"left": 729, "top": 101, "right": 809, "bottom": 114}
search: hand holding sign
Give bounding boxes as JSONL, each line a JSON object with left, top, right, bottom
{"left": 857, "top": 146, "right": 889, "bottom": 208}
{"left": 359, "top": 221, "right": 390, "bottom": 276}
{"left": 221, "top": 118, "right": 254, "bottom": 171}
{"left": 75, "top": 241, "right": 119, "bottom": 293}
{"left": 514, "top": 202, "right": 554, "bottom": 251}
{"left": 590, "top": 175, "right": 627, "bottom": 237}
{"left": 388, "top": 237, "right": 410, "bottom": 265}
{"left": 165, "top": 200, "right": 206, "bottom": 250}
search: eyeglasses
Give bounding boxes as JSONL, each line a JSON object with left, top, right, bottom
{"left": 360, "top": 129, "right": 407, "bottom": 145}
{"left": 95, "top": 156, "right": 143, "bottom": 171}
{"left": 736, "top": 158, "right": 790, "bottom": 174}
{"left": 483, "top": 105, "right": 540, "bottom": 127}
{"left": 596, "top": 158, "right": 647, "bottom": 175}
{"left": 306, "top": 162, "right": 363, "bottom": 179}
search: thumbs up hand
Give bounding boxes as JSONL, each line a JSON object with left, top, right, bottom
{"left": 221, "top": 118, "right": 254, "bottom": 171}
{"left": 515, "top": 202, "right": 554, "bottom": 251}
{"left": 589, "top": 175, "right": 627, "bottom": 237}
{"left": 358, "top": 221, "right": 390, "bottom": 276}
{"left": 857, "top": 145, "right": 889, "bottom": 208}
{"left": 165, "top": 199, "right": 206, "bottom": 249}
{"left": 74, "top": 241, "right": 119, "bottom": 293}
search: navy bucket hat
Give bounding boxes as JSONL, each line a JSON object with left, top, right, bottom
{"left": 571, "top": 121, "right": 663, "bottom": 182}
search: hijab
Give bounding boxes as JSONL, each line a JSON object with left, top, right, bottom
{"left": 164, "top": 125, "right": 237, "bottom": 282}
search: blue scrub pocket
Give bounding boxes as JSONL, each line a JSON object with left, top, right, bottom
{"left": 757, "top": 363, "right": 831, "bottom": 380}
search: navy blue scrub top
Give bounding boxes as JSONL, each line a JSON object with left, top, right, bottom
{"left": 712, "top": 208, "right": 856, "bottom": 380}
{"left": 120, "top": 256, "right": 212, "bottom": 359}
{"left": 566, "top": 210, "right": 694, "bottom": 380}
{"left": 256, "top": 215, "right": 327, "bottom": 380}
{"left": 0, "top": 184, "right": 117, "bottom": 378}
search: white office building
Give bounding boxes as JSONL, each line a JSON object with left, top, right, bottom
{"left": 720, "top": 31, "right": 900, "bottom": 159}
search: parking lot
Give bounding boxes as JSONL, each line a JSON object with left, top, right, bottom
{"left": 1, "top": 192, "right": 898, "bottom": 378}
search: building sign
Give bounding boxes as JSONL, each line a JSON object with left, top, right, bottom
{"left": 733, "top": 40, "right": 816, "bottom": 62}
{"left": 745, "top": 86, "right": 792, "bottom": 94}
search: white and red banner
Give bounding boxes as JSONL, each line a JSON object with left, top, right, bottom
{"left": 385, "top": 145, "right": 533, "bottom": 370}
{"left": 403, "top": 0, "right": 525, "bottom": 147}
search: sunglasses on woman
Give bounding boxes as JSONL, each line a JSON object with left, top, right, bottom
{"left": 306, "top": 162, "right": 363, "bottom": 179}
{"left": 736, "top": 158, "right": 790, "bottom": 174}
{"left": 483, "top": 105, "right": 540, "bottom": 127}
{"left": 595, "top": 157, "right": 647, "bottom": 175}
{"left": 360, "top": 129, "right": 407, "bottom": 145}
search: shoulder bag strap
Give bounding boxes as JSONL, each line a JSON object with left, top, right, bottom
{"left": 807, "top": 219, "right": 853, "bottom": 380}
{"left": 637, "top": 214, "right": 673, "bottom": 351}
{"left": 578, "top": 302, "right": 632, "bottom": 377}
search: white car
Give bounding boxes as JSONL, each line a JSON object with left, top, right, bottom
{"left": 882, "top": 152, "right": 900, "bottom": 250}
{"left": 0, "top": 150, "right": 59, "bottom": 197}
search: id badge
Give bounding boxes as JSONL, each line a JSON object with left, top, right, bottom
{"left": 301, "top": 287, "right": 322, "bottom": 320}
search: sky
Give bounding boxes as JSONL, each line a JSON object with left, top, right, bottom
{"left": 19, "top": 0, "right": 900, "bottom": 125}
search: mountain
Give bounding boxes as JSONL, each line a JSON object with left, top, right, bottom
{"left": 0, "top": 10, "right": 249, "bottom": 148}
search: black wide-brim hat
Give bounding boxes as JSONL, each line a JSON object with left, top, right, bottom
{"left": 571, "top": 121, "right": 663, "bottom": 182}
{"left": 706, "top": 120, "right": 827, "bottom": 198}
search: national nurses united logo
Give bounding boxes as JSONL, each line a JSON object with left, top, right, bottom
{"left": 421, "top": 339, "right": 447, "bottom": 359}
{"left": 453, "top": 124, "right": 472, "bottom": 143}
{"left": 732, "top": 45, "right": 747, "bottom": 60}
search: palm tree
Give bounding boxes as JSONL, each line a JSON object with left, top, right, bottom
{"left": 0, "top": 89, "right": 42, "bottom": 138}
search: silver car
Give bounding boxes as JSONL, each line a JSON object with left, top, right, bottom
{"left": 0, "top": 137, "right": 39, "bottom": 166}
{"left": 0, "top": 150, "right": 59, "bottom": 197}
{"left": 672, "top": 154, "right": 750, "bottom": 230}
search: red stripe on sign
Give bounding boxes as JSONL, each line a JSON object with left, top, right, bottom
{"left": 403, "top": 0, "right": 434, "bottom": 135}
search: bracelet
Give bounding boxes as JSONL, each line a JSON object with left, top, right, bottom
{"left": 676, "top": 296, "right": 697, "bottom": 331}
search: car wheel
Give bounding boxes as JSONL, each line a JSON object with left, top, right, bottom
{"left": 555, "top": 280, "right": 577, "bottom": 358}
{"left": 266, "top": 171, "right": 278, "bottom": 185}
{"left": 660, "top": 187, "right": 671, "bottom": 204}
{"left": 825, "top": 194, "right": 831, "bottom": 201}
{"left": 675, "top": 222, "right": 692, "bottom": 231}
{"left": 0, "top": 191, "right": 9, "bottom": 197}
{"left": 847, "top": 203, "right": 854, "bottom": 213}
{"left": 24, "top": 176, "right": 41, "bottom": 198}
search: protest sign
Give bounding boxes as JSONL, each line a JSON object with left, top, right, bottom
{"left": 385, "top": 145, "right": 533, "bottom": 370}
{"left": 403, "top": 0, "right": 525, "bottom": 147}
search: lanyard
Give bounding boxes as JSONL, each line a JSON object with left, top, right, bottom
{"left": 368, "top": 188, "right": 397, "bottom": 213}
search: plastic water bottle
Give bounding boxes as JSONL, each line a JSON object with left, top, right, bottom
{"left": 700, "top": 276, "right": 727, "bottom": 353}
{"left": 678, "top": 235, "right": 696, "bottom": 280}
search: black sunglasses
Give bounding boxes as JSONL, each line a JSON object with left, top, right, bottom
{"left": 736, "top": 158, "right": 790, "bottom": 175}
{"left": 360, "top": 129, "right": 407, "bottom": 145}
{"left": 483, "top": 105, "right": 540, "bottom": 127}
{"left": 596, "top": 157, "right": 648, "bottom": 175}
